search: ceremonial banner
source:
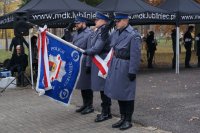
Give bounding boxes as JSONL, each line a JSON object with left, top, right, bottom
{"left": 36, "top": 26, "right": 83, "bottom": 105}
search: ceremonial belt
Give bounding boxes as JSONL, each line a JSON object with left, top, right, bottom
{"left": 114, "top": 52, "right": 130, "bottom": 60}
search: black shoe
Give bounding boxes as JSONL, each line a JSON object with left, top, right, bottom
{"left": 81, "top": 106, "right": 94, "bottom": 115}
{"left": 75, "top": 105, "right": 86, "bottom": 113}
{"left": 119, "top": 121, "right": 132, "bottom": 130}
{"left": 112, "top": 119, "right": 125, "bottom": 128}
{"left": 94, "top": 113, "right": 112, "bottom": 122}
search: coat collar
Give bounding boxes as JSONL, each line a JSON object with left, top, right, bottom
{"left": 73, "top": 27, "right": 90, "bottom": 43}
{"left": 115, "top": 25, "right": 133, "bottom": 44}
{"left": 124, "top": 25, "right": 133, "bottom": 33}
{"left": 83, "top": 27, "right": 90, "bottom": 33}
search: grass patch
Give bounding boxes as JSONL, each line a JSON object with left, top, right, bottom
{"left": 0, "top": 50, "right": 12, "bottom": 63}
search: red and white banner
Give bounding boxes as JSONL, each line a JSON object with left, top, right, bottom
{"left": 36, "top": 26, "right": 52, "bottom": 95}
{"left": 92, "top": 48, "right": 114, "bottom": 79}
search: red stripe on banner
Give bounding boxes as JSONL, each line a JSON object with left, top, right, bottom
{"left": 107, "top": 50, "right": 114, "bottom": 67}
{"left": 55, "top": 60, "right": 62, "bottom": 79}
{"left": 92, "top": 57, "right": 107, "bottom": 75}
{"left": 41, "top": 31, "right": 48, "bottom": 88}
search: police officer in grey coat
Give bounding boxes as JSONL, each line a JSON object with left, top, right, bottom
{"left": 105, "top": 13, "right": 141, "bottom": 130}
{"left": 65, "top": 16, "right": 94, "bottom": 115}
{"left": 84, "top": 12, "right": 112, "bottom": 122}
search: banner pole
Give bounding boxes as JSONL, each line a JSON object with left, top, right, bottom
{"left": 29, "top": 29, "right": 34, "bottom": 89}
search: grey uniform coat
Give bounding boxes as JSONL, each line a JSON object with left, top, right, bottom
{"left": 105, "top": 25, "right": 141, "bottom": 101}
{"left": 86, "top": 25, "right": 110, "bottom": 91}
{"left": 72, "top": 27, "right": 92, "bottom": 90}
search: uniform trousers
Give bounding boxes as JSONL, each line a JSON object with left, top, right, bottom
{"left": 172, "top": 52, "right": 176, "bottom": 68}
{"left": 198, "top": 56, "right": 200, "bottom": 67}
{"left": 81, "top": 89, "right": 93, "bottom": 107}
{"left": 10, "top": 65, "right": 23, "bottom": 85}
{"left": 185, "top": 44, "right": 192, "bottom": 66}
{"left": 118, "top": 100, "right": 134, "bottom": 121}
{"left": 100, "top": 91, "right": 111, "bottom": 114}
{"left": 147, "top": 50, "right": 155, "bottom": 68}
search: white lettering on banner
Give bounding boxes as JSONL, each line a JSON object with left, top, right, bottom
{"left": 51, "top": 47, "right": 65, "bottom": 54}
{"left": 64, "top": 62, "right": 73, "bottom": 86}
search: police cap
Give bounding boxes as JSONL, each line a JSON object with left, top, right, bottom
{"left": 74, "top": 16, "right": 88, "bottom": 24}
{"left": 114, "top": 12, "right": 129, "bottom": 20}
{"left": 95, "top": 12, "right": 109, "bottom": 21}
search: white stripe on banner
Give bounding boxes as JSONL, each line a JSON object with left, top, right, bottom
{"left": 36, "top": 26, "right": 52, "bottom": 96}
{"left": 92, "top": 48, "right": 113, "bottom": 79}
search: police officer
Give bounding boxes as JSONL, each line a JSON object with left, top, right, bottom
{"left": 146, "top": 31, "right": 157, "bottom": 68}
{"left": 65, "top": 16, "right": 94, "bottom": 115}
{"left": 105, "top": 13, "right": 141, "bottom": 130}
{"left": 84, "top": 12, "right": 112, "bottom": 122}
{"left": 195, "top": 32, "right": 200, "bottom": 67}
{"left": 184, "top": 26, "right": 194, "bottom": 68}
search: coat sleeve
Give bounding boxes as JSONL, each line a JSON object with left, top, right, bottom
{"left": 22, "top": 37, "right": 29, "bottom": 48}
{"left": 85, "top": 34, "right": 106, "bottom": 56}
{"left": 63, "top": 31, "right": 73, "bottom": 42}
{"left": 9, "top": 38, "right": 15, "bottom": 51}
{"left": 129, "top": 34, "right": 141, "bottom": 74}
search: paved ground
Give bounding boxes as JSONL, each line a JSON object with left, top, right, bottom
{"left": 0, "top": 88, "right": 170, "bottom": 133}
{"left": 0, "top": 67, "right": 200, "bottom": 133}
{"left": 71, "top": 67, "right": 200, "bottom": 133}
{"left": 134, "top": 67, "right": 200, "bottom": 133}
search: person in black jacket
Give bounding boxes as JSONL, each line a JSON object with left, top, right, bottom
{"left": 146, "top": 31, "right": 157, "bottom": 68}
{"left": 8, "top": 45, "right": 28, "bottom": 86}
{"left": 195, "top": 32, "right": 200, "bottom": 67}
{"left": 9, "top": 34, "right": 29, "bottom": 55}
{"left": 184, "top": 26, "right": 194, "bottom": 68}
{"left": 171, "top": 29, "right": 176, "bottom": 69}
